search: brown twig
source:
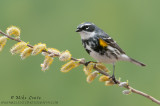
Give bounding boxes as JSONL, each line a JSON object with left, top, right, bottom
{"left": 0, "top": 30, "right": 160, "bottom": 105}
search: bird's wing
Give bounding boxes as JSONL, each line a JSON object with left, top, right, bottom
{"left": 100, "top": 35, "right": 126, "bottom": 54}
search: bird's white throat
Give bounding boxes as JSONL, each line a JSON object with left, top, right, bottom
{"left": 79, "top": 31, "right": 96, "bottom": 40}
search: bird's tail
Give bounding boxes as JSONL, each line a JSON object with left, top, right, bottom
{"left": 129, "top": 58, "right": 146, "bottom": 67}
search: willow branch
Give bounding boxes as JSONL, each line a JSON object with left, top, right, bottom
{"left": 0, "top": 30, "right": 160, "bottom": 105}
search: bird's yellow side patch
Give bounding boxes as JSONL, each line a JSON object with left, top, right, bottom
{"left": 99, "top": 38, "right": 108, "bottom": 47}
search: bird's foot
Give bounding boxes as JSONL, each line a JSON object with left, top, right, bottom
{"left": 110, "top": 75, "right": 118, "bottom": 84}
{"left": 84, "top": 61, "right": 97, "bottom": 66}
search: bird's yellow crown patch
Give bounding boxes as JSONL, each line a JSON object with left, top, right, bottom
{"left": 99, "top": 38, "right": 108, "bottom": 47}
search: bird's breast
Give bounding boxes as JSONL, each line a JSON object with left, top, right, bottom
{"left": 82, "top": 38, "right": 106, "bottom": 55}
{"left": 82, "top": 38, "right": 119, "bottom": 64}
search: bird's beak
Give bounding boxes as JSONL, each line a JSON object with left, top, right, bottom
{"left": 76, "top": 28, "right": 81, "bottom": 32}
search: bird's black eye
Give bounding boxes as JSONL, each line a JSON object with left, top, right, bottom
{"left": 82, "top": 25, "right": 89, "bottom": 30}
{"left": 85, "top": 26, "right": 89, "bottom": 30}
{"left": 80, "top": 24, "right": 95, "bottom": 32}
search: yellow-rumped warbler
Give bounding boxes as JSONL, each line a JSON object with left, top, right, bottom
{"left": 76, "top": 22, "right": 146, "bottom": 83}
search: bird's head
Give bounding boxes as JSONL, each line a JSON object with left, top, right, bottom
{"left": 76, "top": 22, "right": 96, "bottom": 39}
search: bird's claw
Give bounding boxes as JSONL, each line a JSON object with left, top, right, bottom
{"left": 84, "top": 61, "right": 97, "bottom": 66}
{"left": 110, "top": 75, "right": 118, "bottom": 84}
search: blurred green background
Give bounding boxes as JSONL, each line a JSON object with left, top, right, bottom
{"left": 0, "top": 0, "right": 160, "bottom": 106}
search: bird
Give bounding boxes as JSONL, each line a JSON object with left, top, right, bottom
{"left": 76, "top": 22, "right": 146, "bottom": 83}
